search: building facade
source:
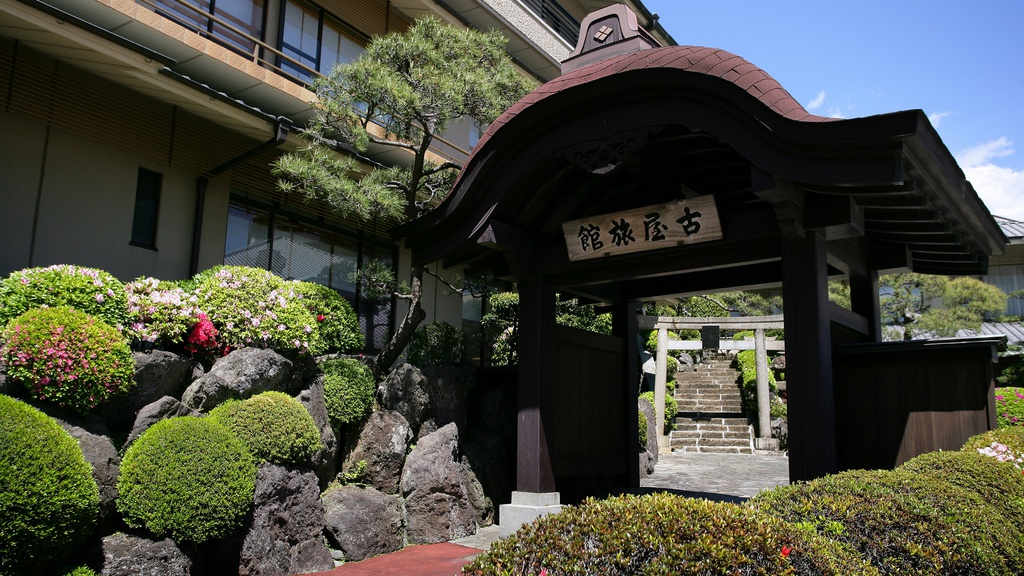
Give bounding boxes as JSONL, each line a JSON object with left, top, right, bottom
{"left": 0, "top": 0, "right": 671, "bottom": 352}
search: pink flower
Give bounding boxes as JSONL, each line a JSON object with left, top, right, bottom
{"left": 94, "top": 293, "right": 105, "bottom": 303}
{"left": 19, "top": 276, "right": 29, "bottom": 285}
{"left": 781, "top": 545, "right": 792, "bottom": 558}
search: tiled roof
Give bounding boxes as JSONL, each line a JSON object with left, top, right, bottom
{"left": 954, "top": 321, "right": 1024, "bottom": 349}
{"left": 477, "top": 46, "right": 830, "bottom": 154}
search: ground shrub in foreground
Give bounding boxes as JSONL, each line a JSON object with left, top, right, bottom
{"left": 293, "top": 281, "right": 364, "bottom": 353}
{"left": 0, "top": 395, "right": 99, "bottom": 574}
{"left": 191, "top": 266, "right": 325, "bottom": 355}
{"left": 0, "top": 264, "right": 129, "bottom": 329}
{"left": 2, "top": 306, "right": 135, "bottom": 413}
{"left": 995, "top": 386, "right": 1024, "bottom": 426}
{"left": 750, "top": 466, "right": 1024, "bottom": 574}
{"left": 117, "top": 416, "right": 256, "bottom": 543}
{"left": 320, "top": 358, "right": 375, "bottom": 428}
{"left": 209, "top": 391, "right": 322, "bottom": 466}
{"left": 464, "top": 492, "right": 877, "bottom": 575}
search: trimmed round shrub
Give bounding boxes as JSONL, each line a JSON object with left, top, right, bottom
{"left": 320, "top": 358, "right": 375, "bottom": 428}
{"left": 117, "top": 416, "right": 256, "bottom": 543}
{"left": 640, "top": 390, "right": 676, "bottom": 435}
{"left": 0, "top": 264, "right": 129, "bottom": 329}
{"left": 464, "top": 492, "right": 878, "bottom": 575}
{"left": 408, "top": 321, "right": 464, "bottom": 365}
{"left": 750, "top": 467, "right": 1024, "bottom": 574}
{"left": 209, "top": 391, "right": 323, "bottom": 466}
{"left": 962, "top": 426, "right": 1024, "bottom": 457}
{"left": 0, "top": 395, "right": 99, "bottom": 574}
{"left": 2, "top": 307, "right": 135, "bottom": 413}
{"left": 292, "top": 281, "right": 363, "bottom": 353}
{"left": 901, "top": 450, "right": 1024, "bottom": 530}
{"left": 191, "top": 266, "right": 325, "bottom": 355}
{"left": 995, "top": 386, "right": 1024, "bottom": 426}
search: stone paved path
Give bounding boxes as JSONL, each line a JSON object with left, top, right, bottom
{"left": 639, "top": 450, "right": 790, "bottom": 503}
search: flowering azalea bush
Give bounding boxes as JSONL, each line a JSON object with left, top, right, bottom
{"left": 125, "top": 277, "right": 205, "bottom": 347}
{"left": 995, "top": 386, "right": 1024, "bottom": 427}
{"left": 192, "top": 266, "right": 325, "bottom": 355}
{"left": 0, "top": 264, "right": 129, "bottom": 329}
{"left": 292, "top": 281, "right": 363, "bottom": 353}
{"left": 2, "top": 307, "right": 135, "bottom": 413}
{"left": 962, "top": 427, "right": 1024, "bottom": 458}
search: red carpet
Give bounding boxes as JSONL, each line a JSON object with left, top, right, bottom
{"left": 309, "top": 543, "right": 482, "bottom": 576}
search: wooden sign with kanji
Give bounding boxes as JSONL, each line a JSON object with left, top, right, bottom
{"left": 561, "top": 196, "right": 722, "bottom": 261}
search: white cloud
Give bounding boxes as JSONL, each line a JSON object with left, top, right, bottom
{"left": 825, "top": 107, "right": 845, "bottom": 119}
{"left": 957, "top": 138, "right": 1024, "bottom": 221}
{"left": 806, "top": 90, "right": 826, "bottom": 111}
{"left": 928, "top": 111, "right": 952, "bottom": 128}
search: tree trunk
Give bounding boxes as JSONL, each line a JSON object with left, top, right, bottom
{"left": 374, "top": 265, "right": 427, "bottom": 378}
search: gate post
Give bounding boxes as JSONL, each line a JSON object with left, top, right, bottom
{"left": 654, "top": 326, "right": 669, "bottom": 449}
{"left": 753, "top": 328, "right": 777, "bottom": 450}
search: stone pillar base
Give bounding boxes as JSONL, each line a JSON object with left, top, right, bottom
{"left": 754, "top": 437, "right": 780, "bottom": 451}
{"left": 498, "top": 491, "right": 562, "bottom": 537}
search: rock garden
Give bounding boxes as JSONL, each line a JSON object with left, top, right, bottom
{"left": 0, "top": 264, "right": 512, "bottom": 575}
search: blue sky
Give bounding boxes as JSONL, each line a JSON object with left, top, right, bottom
{"left": 642, "top": 0, "right": 1024, "bottom": 221}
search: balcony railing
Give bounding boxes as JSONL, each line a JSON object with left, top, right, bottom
{"left": 136, "top": 0, "right": 472, "bottom": 160}
{"left": 519, "top": 0, "right": 580, "bottom": 46}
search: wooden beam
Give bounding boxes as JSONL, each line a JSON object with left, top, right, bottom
{"left": 804, "top": 195, "right": 865, "bottom": 241}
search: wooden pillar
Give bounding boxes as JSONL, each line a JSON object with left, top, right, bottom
{"left": 781, "top": 230, "right": 838, "bottom": 480}
{"left": 516, "top": 274, "right": 557, "bottom": 493}
{"left": 614, "top": 300, "right": 641, "bottom": 489}
{"left": 850, "top": 271, "right": 882, "bottom": 342}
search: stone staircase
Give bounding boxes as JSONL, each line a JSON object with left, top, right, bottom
{"left": 670, "top": 352, "right": 753, "bottom": 454}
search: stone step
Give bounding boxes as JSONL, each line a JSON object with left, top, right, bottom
{"left": 673, "top": 445, "right": 754, "bottom": 454}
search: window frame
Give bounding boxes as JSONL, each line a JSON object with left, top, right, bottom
{"left": 130, "top": 167, "right": 163, "bottom": 250}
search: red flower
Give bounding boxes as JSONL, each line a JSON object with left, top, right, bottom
{"left": 781, "top": 545, "right": 792, "bottom": 558}
{"left": 317, "top": 314, "right": 326, "bottom": 322}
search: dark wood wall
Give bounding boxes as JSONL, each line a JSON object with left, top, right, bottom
{"left": 833, "top": 339, "right": 999, "bottom": 471}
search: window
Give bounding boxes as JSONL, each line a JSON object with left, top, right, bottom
{"left": 131, "top": 168, "right": 162, "bottom": 249}
{"left": 154, "top": 0, "right": 265, "bottom": 56}
{"left": 224, "top": 203, "right": 393, "bottom": 352}
{"left": 280, "top": 0, "right": 363, "bottom": 82}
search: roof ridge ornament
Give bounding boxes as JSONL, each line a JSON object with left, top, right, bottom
{"left": 560, "top": 5, "right": 662, "bottom": 74}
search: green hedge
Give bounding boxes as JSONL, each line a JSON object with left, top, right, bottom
{"left": 408, "top": 321, "right": 464, "bottom": 365}
{"left": 2, "top": 306, "right": 136, "bottom": 413}
{"left": 209, "top": 391, "right": 323, "bottom": 466}
{"left": 464, "top": 492, "right": 878, "bottom": 575}
{"left": 293, "top": 281, "right": 363, "bottom": 354}
{"left": 640, "top": 390, "right": 676, "bottom": 435}
{"left": 0, "top": 264, "right": 129, "bottom": 330}
{"left": 320, "top": 358, "right": 376, "bottom": 428}
{"left": 117, "top": 416, "right": 256, "bottom": 543}
{"left": 962, "top": 426, "right": 1024, "bottom": 457}
{"left": 749, "top": 466, "right": 1024, "bottom": 574}
{"left": 0, "top": 395, "right": 99, "bottom": 574}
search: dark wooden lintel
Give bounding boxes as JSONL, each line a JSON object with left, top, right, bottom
{"left": 804, "top": 195, "right": 864, "bottom": 241}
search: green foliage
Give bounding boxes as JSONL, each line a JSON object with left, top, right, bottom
{"left": 339, "top": 460, "right": 368, "bottom": 485}
{"left": 209, "top": 392, "right": 323, "bottom": 466}
{"left": 828, "top": 280, "right": 852, "bottom": 309}
{"left": 117, "top": 416, "right": 256, "bottom": 543}
{"left": 962, "top": 426, "right": 1024, "bottom": 456}
{"left": 292, "top": 281, "right": 364, "bottom": 353}
{"left": 997, "top": 360, "right": 1024, "bottom": 387}
{"left": 320, "top": 358, "right": 376, "bottom": 428}
{"left": 274, "top": 16, "right": 533, "bottom": 223}
{"left": 0, "top": 264, "right": 129, "bottom": 330}
{"left": 995, "top": 387, "right": 1024, "bottom": 426}
{"left": 408, "top": 321, "right": 464, "bottom": 365}
{"left": 750, "top": 466, "right": 1024, "bottom": 574}
{"left": 124, "top": 276, "right": 206, "bottom": 350}
{"left": 464, "top": 492, "right": 878, "bottom": 575}
{"left": 735, "top": 349, "right": 777, "bottom": 423}
{"left": 480, "top": 292, "right": 519, "bottom": 366}
{"left": 0, "top": 395, "right": 99, "bottom": 574}
{"left": 556, "top": 295, "right": 612, "bottom": 335}
{"left": 2, "top": 307, "right": 136, "bottom": 413}
{"left": 640, "top": 391, "right": 676, "bottom": 435}
{"left": 900, "top": 450, "right": 1024, "bottom": 527}
{"left": 880, "top": 273, "right": 1007, "bottom": 340}
{"left": 191, "top": 266, "right": 325, "bottom": 355}
{"left": 637, "top": 410, "right": 648, "bottom": 447}
{"left": 61, "top": 567, "right": 96, "bottom": 576}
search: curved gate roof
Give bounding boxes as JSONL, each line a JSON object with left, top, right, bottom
{"left": 396, "top": 12, "right": 1006, "bottom": 298}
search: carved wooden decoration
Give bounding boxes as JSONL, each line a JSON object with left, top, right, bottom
{"left": 561, "top": 196, "right": 722, "bottom": 261}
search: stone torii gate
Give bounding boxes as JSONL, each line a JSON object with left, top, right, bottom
{"left": 638, "top": 314, "right": 785, "bottom": 450}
